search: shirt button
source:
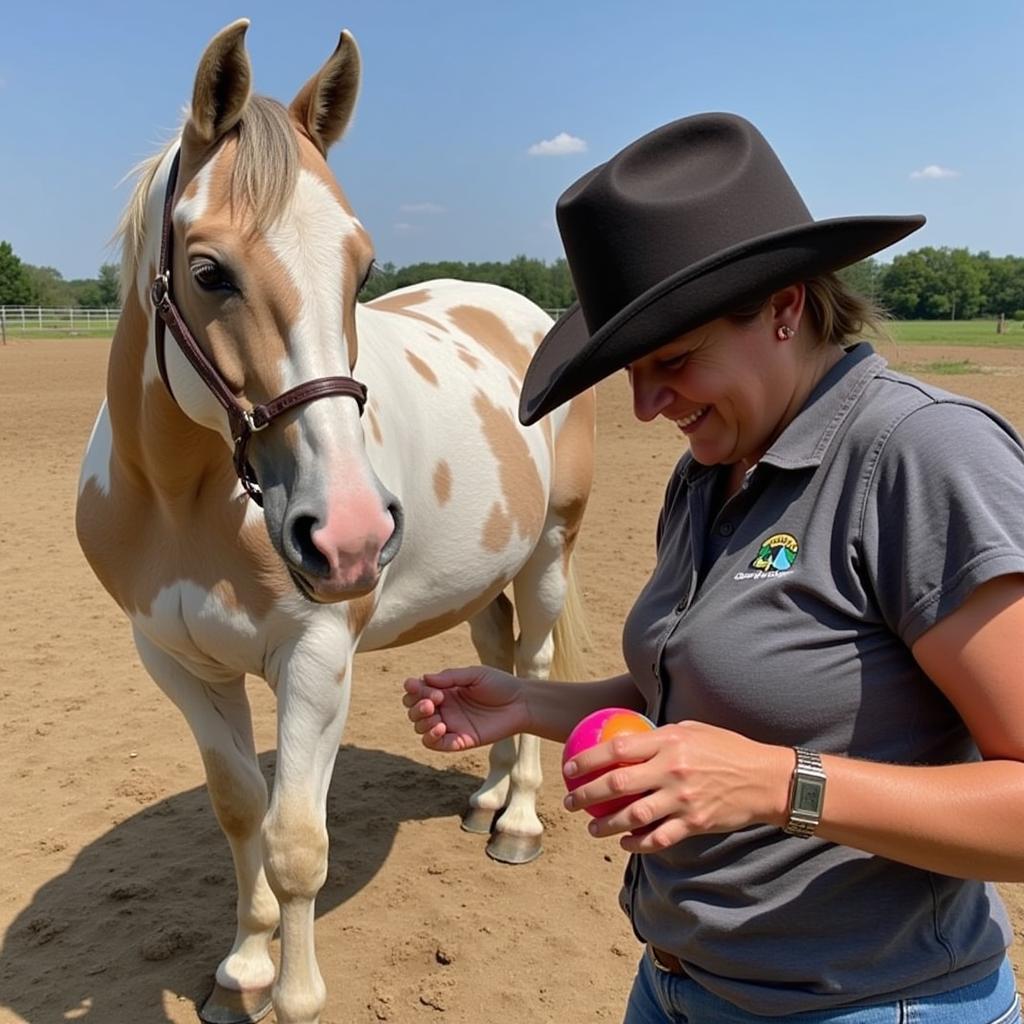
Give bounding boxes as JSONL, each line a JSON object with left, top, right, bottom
{"left": 675, "top": 601, "right": 686, "bottom": 614}
{"left": 719, "top": 522, "right": 734, "bottom": 537}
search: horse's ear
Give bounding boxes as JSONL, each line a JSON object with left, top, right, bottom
{"left": 290, "top": 31, "right": 361, "bottom": 155}
{"left": 184, "top": 19, "right": 253, "bottom": 150}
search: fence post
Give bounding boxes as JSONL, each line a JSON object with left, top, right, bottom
{"left": 1, "top": 308, "right": 6, "bottom": 345}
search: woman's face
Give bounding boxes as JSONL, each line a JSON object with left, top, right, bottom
{"left": 626, "top": 309, "right": 805, "bottom": 468}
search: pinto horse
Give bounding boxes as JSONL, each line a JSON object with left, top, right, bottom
{"left": 75, "top": 20, "right": 594, "bottom": 1024}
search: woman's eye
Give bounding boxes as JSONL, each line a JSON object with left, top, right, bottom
{"left": 661, "top": 354, "right": 688, "bottom": 371}
{"left": 191, "top": 260, "right": 235, "bottom": 292}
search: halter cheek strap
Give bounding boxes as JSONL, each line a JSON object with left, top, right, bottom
{"left": 151, "top": 149, "right": 368, "bottom": 507}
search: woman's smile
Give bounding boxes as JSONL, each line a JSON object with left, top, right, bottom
{"left": 674, "top": 406, "right": 710, "bottom": 434}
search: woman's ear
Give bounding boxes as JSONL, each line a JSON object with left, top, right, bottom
{"left": 770, "top": 284, "right": 806, "bottom": 338}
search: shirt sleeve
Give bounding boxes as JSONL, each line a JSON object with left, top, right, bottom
{"left": 860, "top": 400, "right": 1024, "bottom": 646}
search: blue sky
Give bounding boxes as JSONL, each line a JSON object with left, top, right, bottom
{"left": 3, "top": 1, "right": 1021, "bottom": 281}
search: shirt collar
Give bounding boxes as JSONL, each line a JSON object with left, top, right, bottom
{"left": 683, "top": 342, "right": 887, "bottom": 484}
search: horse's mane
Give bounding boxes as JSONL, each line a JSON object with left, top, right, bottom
{"left": 116, "top": 95, "right": 300, "bottom": 304}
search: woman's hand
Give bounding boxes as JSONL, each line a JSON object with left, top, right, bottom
{"left": 402, "top": 666, "right": 529, "bottom": 752}
{"left": 562, "top": 720, "right": 791, "bottom": 852}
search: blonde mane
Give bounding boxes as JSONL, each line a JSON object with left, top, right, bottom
{"left": 116, "top": 95, "right": 300, "bottom": 304}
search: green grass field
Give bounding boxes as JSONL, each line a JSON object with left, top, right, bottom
{"left": 886, "top": 319, "right": 1024, "bottom": 347}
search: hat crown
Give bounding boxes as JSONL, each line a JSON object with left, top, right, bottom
{"left": 557, "top": 113, "right": 813, "bottom": 334}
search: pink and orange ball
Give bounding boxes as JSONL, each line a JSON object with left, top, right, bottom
{"left": 562, "top": 708, "right": 656, "bottom": 817}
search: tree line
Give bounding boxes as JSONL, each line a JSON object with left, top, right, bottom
{"left": 3, "top": 239, "right": 1023, "bottom": 321}
{"left": 0, "top": 243, "right": 120, "bottom": 308}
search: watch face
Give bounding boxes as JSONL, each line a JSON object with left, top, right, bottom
{"left": 794, "top": 778, "right": 824, "bottom": 814}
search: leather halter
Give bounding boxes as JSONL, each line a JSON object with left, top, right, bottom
{"left": 151, "top": 149, "right": 368, "bottom": 506}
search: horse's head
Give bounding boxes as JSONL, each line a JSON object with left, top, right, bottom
{"left": 144, "top": 20, "right": 402, "bottom": 603}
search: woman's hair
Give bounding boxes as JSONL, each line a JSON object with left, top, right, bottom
{"left": 803, "top": 273, "right": 891, "bottom": 347}
{"left": 730, "top": 273, "right": 891, "bottom": 347}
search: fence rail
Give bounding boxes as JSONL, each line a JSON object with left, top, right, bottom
{"left": 0, "top": 305, "right": 570, "bottom": 342}
{"left": 0, "top": 306, "right": 121, "bottom": 339}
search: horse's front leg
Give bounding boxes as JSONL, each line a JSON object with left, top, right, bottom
{"left": 133, "top": 631, "right": 278, "bottom": 1024}
{"left": 262, "top": 641, "right": 353, "bottom": 1024}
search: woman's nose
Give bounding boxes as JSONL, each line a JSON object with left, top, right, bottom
{"left": 630, "top": 372, "right": 672, "bottom": 422}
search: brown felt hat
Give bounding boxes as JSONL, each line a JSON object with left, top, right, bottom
{"left": 518, "top": 112, "right": 925, "bottom": 425}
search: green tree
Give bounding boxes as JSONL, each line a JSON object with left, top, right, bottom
{"left": 97, "top": 263, "right": 121, "bottom": 307}
{"left": 0, "top": 241, "right": 33, "bottom": 305}
{"left": 837, "top": 258, "right": 881, "bottom": 301}
{"left": 23, "top": 264, "right": 75, "bottom": 307}
{"left": 980, "top": 254, "right": 1024, "bottom": 316}
{"left": 879, "top": 250, "right": 931, "bottom": 318}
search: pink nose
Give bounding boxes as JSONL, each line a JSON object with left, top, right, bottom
{"left": 309, "top": 491, "right": 395, "bottom": 586}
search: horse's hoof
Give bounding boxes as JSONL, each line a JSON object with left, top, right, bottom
{"left": 199, "top": 982, "right": 274, "bottom": 1024}
{"left": 461, "top": 806, "right": 496, "bottom": 834}
{"left": 485, "top": 832, "right": 543, "bottom": 865}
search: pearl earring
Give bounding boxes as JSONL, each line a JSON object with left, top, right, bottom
{"left": 776, "top": 325, "right": 795, "bottom": 341}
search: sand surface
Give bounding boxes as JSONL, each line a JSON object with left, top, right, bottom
{"left": 1, "top": 337, "right": 1021, "bottom": 1023}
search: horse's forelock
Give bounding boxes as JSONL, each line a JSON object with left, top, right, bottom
{"left": 116, "top": 95, "right": 300, "bottom": 304}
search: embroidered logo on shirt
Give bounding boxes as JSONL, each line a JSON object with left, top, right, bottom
{"left": 733, "top": 533, "right": 799, "bottom": 580}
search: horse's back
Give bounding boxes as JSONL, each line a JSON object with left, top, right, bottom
{"left": 355, "top": 280, "right": 594, "bottom": 650}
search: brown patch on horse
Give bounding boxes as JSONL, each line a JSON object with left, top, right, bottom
{"left": 456, "top": 346, "right": 481, "bottom": 371}
{"left": 367, "top": 289, "right": 446, "bottom": 330}
{"left": 405, "top": 350, "right": 439, "bottom": 386}
{"left": 550, "top": 389, "right": 597, "bottom": 569}
{"left": 201, "top": 748, "right": 266, "bottom": 838}
{"left": 448, "top": 305, "right": 533, "bottom": 380}
{"left": 341, "top": 223, "right": 373, "bottom": 369}
{"left": 76, "top": 284, "right": 292, "bottom": 623}
{"left": 173, "top": 138, "right": 302, "bottom": 402}
{"left": 433, "top": 460, "right": 452, "bottom": 506}
{"left": 482, "top": 503, "right": 513, "bottom": 553}
{"left": 472, "top": 390, "right": 545, "bottom": 554}
{"left": 346, "top": 594, "right": 376, "bottom": 636}
{"left": 296, "top": 127, "right": 356, "bottom": 215}
{"left": 389, "top": 579, "right": 510, "bottom": 648}
{"left": 366, "top": 406, "right": 383, "bottom": 446}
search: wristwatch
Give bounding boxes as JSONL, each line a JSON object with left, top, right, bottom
{"left": 783, "top": 747, "right": 827, "bottom": 838}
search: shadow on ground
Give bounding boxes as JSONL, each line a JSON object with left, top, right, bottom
{"left": 0, "top": 745, "right": 481, "bottom": 1023}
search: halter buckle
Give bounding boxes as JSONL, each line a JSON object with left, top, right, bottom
{"left": 243, "top": 408, "right": 271, "bottom": 433}
{"left": 150, "top": 272, "right": 171, "bottom": 312}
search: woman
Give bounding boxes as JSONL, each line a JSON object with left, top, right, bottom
{"left": 403, "top": 113, "right": 1024, "bottom": 1022}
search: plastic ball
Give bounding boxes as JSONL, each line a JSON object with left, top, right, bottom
{"left": 562, "top": 708, "right": 655, "bottom": 817}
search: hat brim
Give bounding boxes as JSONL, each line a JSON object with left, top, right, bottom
{"left": 519, "top": 214, "right": 924, "bottom": 425}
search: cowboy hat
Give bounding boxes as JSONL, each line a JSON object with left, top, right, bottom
{"left": 518, "top": 112, "right": 924, "bottom": 425}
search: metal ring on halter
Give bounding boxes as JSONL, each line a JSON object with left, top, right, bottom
{"left": 243, "top": 409, "right": 271, "bottom": 433}
{"left": 150, "top": 272, "right": 171, "bottom": 311}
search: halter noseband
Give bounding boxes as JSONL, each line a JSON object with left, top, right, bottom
{"left": 151, "top": 149, "right": 368, "bottom": 506}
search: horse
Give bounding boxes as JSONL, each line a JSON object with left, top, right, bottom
{"left": 74, "top": 20, "right": 595, "bottom": 1024}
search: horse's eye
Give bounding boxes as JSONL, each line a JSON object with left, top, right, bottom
{"left": 191, "top": 259, "right": 236, "bottom": 293}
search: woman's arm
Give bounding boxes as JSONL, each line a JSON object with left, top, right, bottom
{"left": 404, "top": 668, "right": 646, "bottom": 751}
{"left": 570, "top": 577, "right": 1024, "bottom": 881}
{"left": 813, "top": 573, "right": 1024, "bottom": 880}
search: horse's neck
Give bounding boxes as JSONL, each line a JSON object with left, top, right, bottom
{"left": 106, "top": 285, "right": 230, "bottom": 503}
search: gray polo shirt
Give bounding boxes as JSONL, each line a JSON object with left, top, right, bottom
{"left": 620, "top": 343, "right": 1023, "bottom": 1015}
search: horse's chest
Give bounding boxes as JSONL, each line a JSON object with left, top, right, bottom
{"left": 129, "top": 579, "right": 267, "bottom": 679}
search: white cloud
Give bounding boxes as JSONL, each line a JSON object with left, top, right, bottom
{"left": 909, "top": 164, "right": 961, "bottom": 180}
{"left": 393, "top": 222, "right": 419, "bottom": 234}
{"left": 528, "top": 132, "right": 588, "bottom": 157}
{"left": 399, "top": 202, "right": 445, "bottom": 215}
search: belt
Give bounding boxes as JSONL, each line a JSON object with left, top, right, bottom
{"left": 648, "top": 944, "right": 689, "bottom": 976}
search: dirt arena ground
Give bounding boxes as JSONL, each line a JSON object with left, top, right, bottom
{"left": 1, "top": 336, "right": 1021, "bottom": 1023}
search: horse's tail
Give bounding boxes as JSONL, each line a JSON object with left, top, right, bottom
{"left": 550, "top": 555, "right": 591, "bottom": 683}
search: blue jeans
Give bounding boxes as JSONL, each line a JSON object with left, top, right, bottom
{"left": 623, "top": 948, "right": 1021, "bottom": 1024}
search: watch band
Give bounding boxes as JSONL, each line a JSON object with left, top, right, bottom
{"left": 784, "top": 747, "right": 827, "bottom": 838}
